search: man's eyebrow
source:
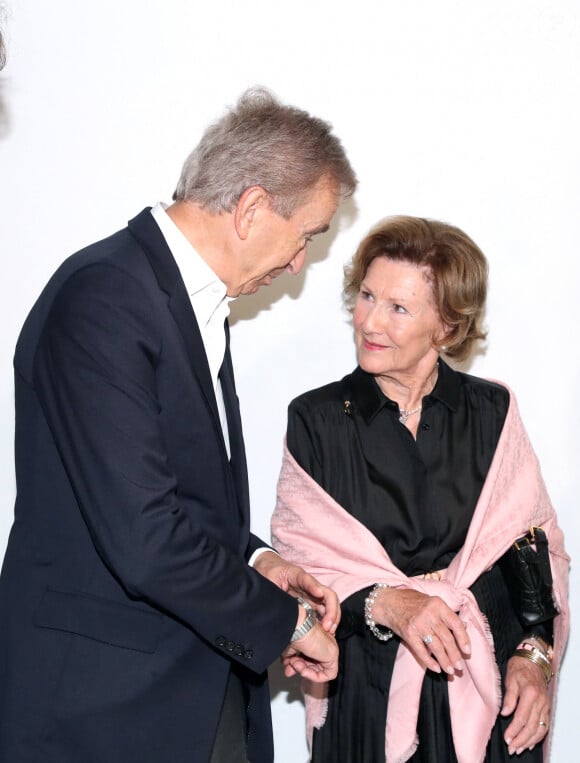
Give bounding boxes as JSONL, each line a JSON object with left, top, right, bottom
{"left": 309, "top": 224, "right": 330, "bottom": 236}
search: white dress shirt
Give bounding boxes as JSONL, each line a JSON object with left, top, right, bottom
{"left": 150, "top": 202, "right": 232, "bottom": 457}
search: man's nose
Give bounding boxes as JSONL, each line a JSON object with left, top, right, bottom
{"left": 287, "top": 248, "right": 307, "bottom": 275}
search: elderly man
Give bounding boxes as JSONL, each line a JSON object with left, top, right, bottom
{"left": 0, "top": 88, "right": 357, "bottom": 763}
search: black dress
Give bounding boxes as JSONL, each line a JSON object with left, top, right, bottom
{"left": 286, "top": 361, "right": 546, "bottom": 763}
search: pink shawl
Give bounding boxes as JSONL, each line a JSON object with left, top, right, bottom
{"left": 271, "top": 389, "right": 569, "bottom": 763}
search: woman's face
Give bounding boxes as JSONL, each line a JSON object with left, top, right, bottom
{"left": 353, "top": 257, "right": 446, "bottom": 382}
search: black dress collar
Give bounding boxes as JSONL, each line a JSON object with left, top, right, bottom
{"left": 344, "top": 358, "right": 461, "bottom": 424}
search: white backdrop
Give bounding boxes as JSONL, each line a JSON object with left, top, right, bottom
{"left": 0, "top": 1, "right": 578, "bottom": 761}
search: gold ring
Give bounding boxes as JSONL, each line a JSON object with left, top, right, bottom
{"left": 538, "top": 720, "right": 547, "bottom": 727}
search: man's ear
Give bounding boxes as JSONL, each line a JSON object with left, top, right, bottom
{"left": 234, "top": 186, "right": 269, "bottom": 240}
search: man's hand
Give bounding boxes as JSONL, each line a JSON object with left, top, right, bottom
{"left": 254, "top": 551, "right": 340, "bottom": 634}
{"left": 281, "top": 621, "right": 339, "bottom": 683}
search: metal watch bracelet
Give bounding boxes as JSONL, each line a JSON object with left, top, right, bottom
{"left": 290, "top": 597, "right": 317, "bottom": 642}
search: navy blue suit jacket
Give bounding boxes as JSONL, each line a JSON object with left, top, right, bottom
{"left": 0, "top": 208, "right": 296, "bottom": 762}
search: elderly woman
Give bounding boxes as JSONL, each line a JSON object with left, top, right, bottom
{"left": 272, "top": 217, "right": 569, "bottom": 763}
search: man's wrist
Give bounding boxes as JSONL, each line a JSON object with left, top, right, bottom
{"left": 291, "top": 597, "right": 317, "bottom": 642}
{"left": 248, "top": 547, "right": 277, "bottom": 568}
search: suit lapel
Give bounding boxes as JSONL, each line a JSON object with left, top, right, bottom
{"left": 128, "top": 208, "right": 250, "bottom": 532}
{"left": 127, "top": 208, "right": 219, "bottom": 424}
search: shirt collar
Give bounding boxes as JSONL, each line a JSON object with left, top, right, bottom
{"left": 150, "top": 202, "right": 232, "bottom": 324}
{"left": 347, "top": 358, "right": 461, "bottom": 424}
{"left": 429, "top": 357, "right": 461, "bottom": 412}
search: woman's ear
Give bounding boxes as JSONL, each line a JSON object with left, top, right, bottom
{"left": 434, "top": 324, "right": 453, "bottom": 352}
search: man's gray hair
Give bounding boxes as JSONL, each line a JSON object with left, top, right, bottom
{"left": 173, "top": 87, "right": 356, "bottom": 217}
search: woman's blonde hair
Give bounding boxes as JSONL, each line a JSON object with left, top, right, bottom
{"left": 344, "top": 216, "right": 488, "bottom": 361}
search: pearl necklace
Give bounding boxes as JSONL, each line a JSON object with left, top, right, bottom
{"left": 398, "top": 405, "right": 422, "bottom": 425}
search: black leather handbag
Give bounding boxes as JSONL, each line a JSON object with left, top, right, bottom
{"left": 500, "top": 526, "right": 559, "bottom": 628}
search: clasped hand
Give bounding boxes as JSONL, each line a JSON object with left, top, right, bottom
{"left": 373, "top": 587, "right": 551, "bottom": 755}
{"left": 254, "top": 551, "right": 340, "bottom": 682}
{"left": 373, "top": 587, "right": 471, "bottom": 675}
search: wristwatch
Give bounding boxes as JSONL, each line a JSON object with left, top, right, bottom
{"left": 290, "top": 597, "right": 317, "bottom": 642}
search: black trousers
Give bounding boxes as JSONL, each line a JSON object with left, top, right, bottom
{"left": 210, "top": 670, "right": 249, "bottom": 763}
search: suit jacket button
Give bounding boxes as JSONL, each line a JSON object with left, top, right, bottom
{"left": 216, "top": 636, "right": 226, "bottom": 647}
{"left": 244, "top": 650, "right": 253, "bottom": 660}
{"left": 226, "top": 640, "right": 235, "bottom": 652}
{"left": 234, "top": 644, "right": 243, "bottom": 656}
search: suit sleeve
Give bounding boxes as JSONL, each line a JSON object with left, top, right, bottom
{"left": 246, "top": 533, "right": 274, "bottom": 562}
{"left": 33, "top": 262, "right": 296, "bottom": 672}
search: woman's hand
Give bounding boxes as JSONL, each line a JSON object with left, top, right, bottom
{"left": 373, "top": 587, "right": 471, "bottom": 674}
{"left": 501, "top": 656, "right": 551, "bottom": 756}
